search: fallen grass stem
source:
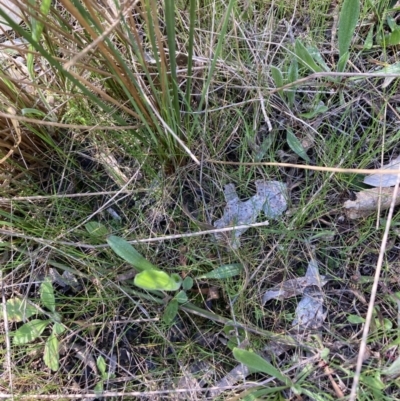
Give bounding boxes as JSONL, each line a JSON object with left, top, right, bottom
{"left": 208, "top": 160, "right": 400, "bottom": 175}
{"left": 0, "top": 221, "right": 271, "bottom": 249}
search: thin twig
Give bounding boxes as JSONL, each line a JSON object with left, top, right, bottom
{"left": 0, "top": 221, "right": 270, "bottom": 249}
{"left": 0, "top": 189, "right": 147, "bottom": 203}
{"left": 0, "top": 111, "right": 140, "bottom": 130}
{"left": 349, "top": 179, "right": 400, "bottom": 400}
{"left": 207, "top": 159, "right": 400, "bottom": 175}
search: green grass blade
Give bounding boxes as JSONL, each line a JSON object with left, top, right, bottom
{"left": 165, "top": 0, "right": 180, "bottom": 119}
{"left": 185, "top": 0, "right": 196, "bottom": 116}
{"left": 233, "top": 348, "right": 292, "bottom": 385}
{"left": 294, "top": 40, "right": 324, "bottom": 73}
{"left": 198, "top": 0, "right": 237, "bottom": 111}
{"left": 196, "top": 263, "right": 243, "bottom": 279}
{"left": 107, "top": 235, "right": 159, "bottom": 272}
{"left": 338, "top": 0, "right": 360, "bottom": 70}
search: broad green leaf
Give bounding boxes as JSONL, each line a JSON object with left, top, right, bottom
{"left": 338, "top": 0, "right": 360, "bottom": 59}
{"left": 307, "top": 46, "right": 330, "bottom": 72}
{"left": 97, "top": 356, "right": 107, "bottom": 378}
{"left": 5, "top": 298, "right": 38, "bottom": 322}
{"left": 320, "top": 348, "right": 330, "bottom": 361}
{"left": 363, "top": 26, "right": 374, "bottom": 50}
{"left": 134, "top": 270, "right": 181, "bottom": 291}
{"left": 286, "top": 59, "right": 298, "bottom": 106}
{"left": 337, "top": 51, "right": 349, "bottom": 73}
{"left": 51, "top": 312, "right": 62, "bottom": 324}
{"left": 162, "top": 299, "right": 179, "bottom": 325}
{"left": 347, "top": 314, "right": 365, "bottom": 324}
{"left": 288, "top": 59, "right": 298, "bottom": 83}
{"left": 295, "top": 40, "right": 323, "bottom": 73}
{"left": 271, "top": 66, "right": 283, "bottom": 95}
{"left": 376, "top": 318, "right": 392, "bottom": 331}
{"left": 286, "top": 129, "right": 310, "bottom": 162}
{"left": 107, "top": 235, "right": 158, "bottom": 272}
{"left": 44, "top": 334, "right": 59, "bottom": 371}
{"left": 94, "top": 380, "right": 104, "bottom": 397}
{"left": 196, "top": 263, "right": 243, "bottom": 279}
{"left": 233, "top": 348, "right": 291, "bottom": 385}
{"left": 382, "top": 29, "right": 400, "bottom": 46}
{"left": 52, "top": 322, "right": 65, "bottom": 336}
{"left": 13, "top": 319, "right": 50, "bottom": 345}
{"left": 387, "top": 16, "right": 397, "bottom": 32}
{"left": 40, "top": 277, "right": 56, "bottom": 313}
{"left": 182, "top": 276, "right": 194, "bottom": 291}
{"left": 175, "top": 290, "right": 188, "bottom": 304}
{"left": 255, "top": 133, "right": 276, "bottom": 162}
{"left": 85, "top": 221, "right": 108, "bottom": 237}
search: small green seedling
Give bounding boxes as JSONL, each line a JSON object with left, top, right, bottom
{"left": 107, "top": 234, "right": 245, "bottom": 325}
{"left": 94, "top": 355, "right": 115, "bottom": 396}
{"left": 5, "top": 277, "right": 64, "bottom": 371}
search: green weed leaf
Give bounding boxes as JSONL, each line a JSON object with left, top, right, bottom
{"left": 182, "top": 276, "right": 194, "bottom": 291}
{"left": 286, "top": 59, "right": 298, "bottom": 106}
{"left": 175, "top": 290, "right": 188, "bottom": 304}
{"left": 163, "top": 299, "right": 179, "bottom": 325}
{"left": 52, "top": 322, "right": 65, "bottom": 336}
{"left": 307, "top": 46, "right": 330, "bottom": 72}
{"left": 107, "top": 235, "right": 158, "bottom": 272}
{"left": 347, "top": 315, "right": 365, "bottom": 324}
{"left": 94, "top": 380, "right": 104, "bottom": 397}
{"left": 97, "top": 355, "right": 107, "bottom": 379}
{"left": 363, "top": 26, "right": 374, "bottom": 50}
{"left": 13, "top": 319, "right": 50, "bottom": 345}
{"left": 40, "top": 277, "right": 56, "bottom": 313}
{"left": 271, "top": 66, "right": 283, "bottom": 95}
{"left": 196, "top": 263, "right": 243, "bottom": 279}
{"left": 85, "top": 222, "right": 108, "bottom": 237}
{"left": 337, "top": 52, "right": 349, "bottom": 74}
{"left": 233, "top": 348, "right": 291, "bottom": 385}
{"left": 134, "top": 270, "right": 181, "bottom": 291}
{"left": 5, "top": 298, "right": 37, "bottom": 322}
{"left": 286, "top": 129, "right": 310, "bottom": 162}
{"left": 382, "top": 29, "right": 400, "bottom": 46}
{"left": 338, "top": 0, "right": 360, "bottom": 68}
{"left": 294, "top": 40, "right": 324, "bottom": 73}
{"left": 44, "top": 333, "right": 59, "bottom": 371}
